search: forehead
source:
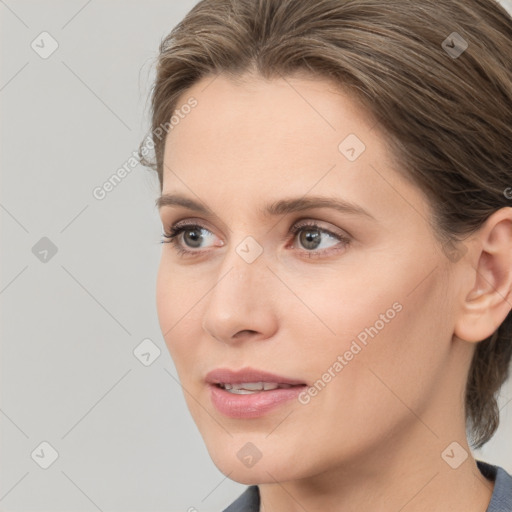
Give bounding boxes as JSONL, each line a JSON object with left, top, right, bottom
{"left": 164, "top": 73, "right": 378, "bottom": 179}
{"left": 167, "top": 72, "right": 374, "bottom": 139}
{"left": 160, "top": 73, "right": 430, "bottom": 229}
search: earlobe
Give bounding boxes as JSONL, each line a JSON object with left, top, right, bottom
{"left": 453, "top": 207, "right": 512, "bottom": 344}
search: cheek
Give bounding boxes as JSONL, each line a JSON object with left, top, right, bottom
{"left": 295, "top": 248, "right": 451, "bottom": 395}
{"left": 155, "top": 260, "right": 208, "bottom": 371}
{"left": 155, "top": 261, "right": 188, "bottom": 358}
{"left": 308, "top": 263, "right": 452, "bottom": 432}
{"left": 155, "top": 263, "right": 172, "bottom": 340}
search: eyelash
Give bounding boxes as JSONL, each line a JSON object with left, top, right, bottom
{"left": 160, "top": 221, "right": 351, "bottom": 259}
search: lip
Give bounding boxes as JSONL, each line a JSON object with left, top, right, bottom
{"left": 206, "top": 367, "right": 307, "bottom": 419}
{"left": 205, "top": 367, "right": 307, "bottom": 386}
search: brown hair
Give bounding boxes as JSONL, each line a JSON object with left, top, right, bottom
{"left": 140, "top": 0, "right": 512, "bottom": 449}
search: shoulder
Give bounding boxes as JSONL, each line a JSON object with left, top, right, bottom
{"left": 477, "top": 460, "right": 512, "bottom": 512}
{"left": 222, "top": 485, "right": 260, "bottom": 512}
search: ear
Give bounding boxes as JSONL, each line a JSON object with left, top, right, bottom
{"left": 454, "top": 207, "right": 512, "bottom": 343}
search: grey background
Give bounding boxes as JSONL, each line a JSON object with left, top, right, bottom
{"left": 1, "top": 1, "right": 511, "bottom": 511}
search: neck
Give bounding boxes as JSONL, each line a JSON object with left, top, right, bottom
{"left": 259, "top": 422, "right": 494, "bottom": 512}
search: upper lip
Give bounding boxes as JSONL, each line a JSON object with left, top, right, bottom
{"left": 205, "top": 367, "right": 307, "bottom": 386}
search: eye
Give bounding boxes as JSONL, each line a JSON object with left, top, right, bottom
{"left": 289, "top": 221, "right": 350, "bottom": 257}
{"left": 160, "top": 220, "right": 350, "bottom": 258}
{"left": 161, "top": 223, "right": 219, "bottom": 256}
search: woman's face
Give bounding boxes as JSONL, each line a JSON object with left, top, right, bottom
{"left": 156, "top": 73, "right": 469, "bottom": 483}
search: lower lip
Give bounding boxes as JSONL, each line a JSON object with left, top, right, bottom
{"left": 209, "top": 384, "right": 306, "bottom": 418}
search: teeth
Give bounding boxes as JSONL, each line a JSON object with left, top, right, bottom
{"left": 236, "top": 382, "right": 265, "bottom": 391}
{"left": 219, "top": 382, "right": 292, "bottom": 393}
{"left": 227, "top": 389, "right": 257, "bottom": 394}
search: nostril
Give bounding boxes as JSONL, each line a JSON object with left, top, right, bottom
{"left": 233, "top": 330, "right": 258, "bottom": 338}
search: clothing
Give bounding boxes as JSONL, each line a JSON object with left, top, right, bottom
{"left": 478, "top": 460, "right": 512, "bottom": 512}
{"left": 222, "top": 460, "right": 512, "bottom": 512}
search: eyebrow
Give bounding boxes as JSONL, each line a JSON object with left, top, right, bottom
{"left": 156, "top": 193, "right": 375, "bottom": 220}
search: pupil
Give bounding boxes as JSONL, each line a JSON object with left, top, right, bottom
{"left": 185, "top": 229, "right": 202, "bottom": 248}
{"left": 301, "top": 229, "right": 321, "bottom": 250}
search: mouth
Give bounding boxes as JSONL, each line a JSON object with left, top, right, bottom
{"left": 215, "top": 381, "right": 302, "bottom": 394}
{"left": 205, "top": 367, "right": 308, "bottom": 418}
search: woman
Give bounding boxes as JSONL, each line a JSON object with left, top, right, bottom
{"left": 140, "top": 0, "right": 512, "bottom": 510}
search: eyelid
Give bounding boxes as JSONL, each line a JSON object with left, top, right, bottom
{"left": 166, "top": 215, "right": 351, "bottom": 238}
{"left": 291, "top": 218, "right": 352, "bottom": 239}
{"left": 168, "top": 217, "right": 221, "bottom": 236}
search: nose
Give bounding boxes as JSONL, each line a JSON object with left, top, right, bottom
{"left": 201, "top": 241, "right": 279, "bottom": 345}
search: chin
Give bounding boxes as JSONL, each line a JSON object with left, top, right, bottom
{"left": 206, "top": 443, "right": 305, "bottom": 485}
{"left": 213, "top": 460, "right": 294, "bottom": 485}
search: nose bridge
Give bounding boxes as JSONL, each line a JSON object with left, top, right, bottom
{"left": 217, "top": 220, "right": 269, "bottom": 280}
{"left": 210, "top": 234, "right": 268, "bottom": 309}
{"left": 201, "top": 233, "right": 275, "bottom": 341}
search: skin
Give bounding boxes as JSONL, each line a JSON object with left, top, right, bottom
{"left": 156, "top": 72, "right": 512, "bottom": 512}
